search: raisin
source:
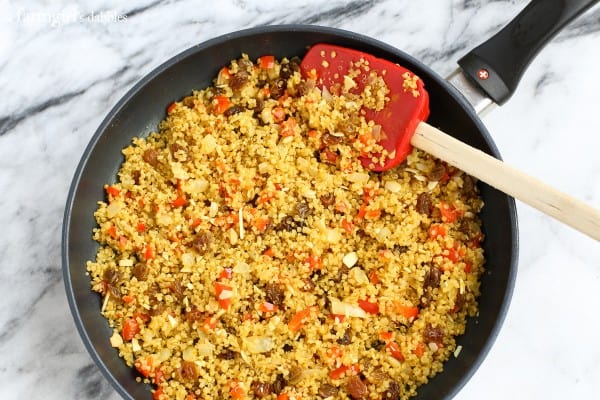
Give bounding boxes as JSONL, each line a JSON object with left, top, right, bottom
{"left": 251, "top": 381, "right": 272, "bottom": 398}
{"left": 192, "top": 230, "right": 212, "bottom": 255}
{"left": 346, "top": 376, "right": 368, "bottom": 399}
{"left": 423, "top": 324, "right": 445, "bottom": 343}
{"left": 416, "top": 192, "right": 433, "bottom": 215}
{"left": 318, "top": 383, "right": 338, "bottom": 398}
{"left": 142, "top": 148, "right": 159, "bottom": 167}
{"left": 265, "top": 283, "right": 285, "bottom": 306}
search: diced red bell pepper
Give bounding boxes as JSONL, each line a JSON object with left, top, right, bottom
{"left": 214, "top": 282, "right": 233, "bottom": 310}
{"left": 428, "top": 224, "right": 446, "bottom": 240}
{"left": 252, "top": 217, "right": 270, "bottom": 232}
{"left": 258, "top": 55, "right": 275, "bottom": 69}
{"left": 212, "top": 95, "right": 231, "bottom": 115}
{"left": 219, "top": 267, "right": 233, "bottom": 281}
{"left": 201, "top": 316, "right": 218, "bottom": 332}
{"left": 260, "top": 302, "right": 278, "bottom": 313}
{"left": 136, "top": 221, "right": 146, "bottom": 232}
{"left": 167, "top": 101, "right": 177, "bottom": 114}
{"left": 171, "top": 195, "right": 187, "bottom": 208}
{"left": 230, "top": 380, "right": 245, "bottom": 399}
{"left": 272, "top": 106, "right": 286, "bottom": 123}
{"left": 304, "top": 255, "right": 323, "bottom": 271}
{"left": 106, "top": 225, "right": 118, "bottom": 239}
{"left": 368, "top": 270, "right": 381, "bottom": 284}
{"left": 413, "top": 342, "right": 426, "bottom": 357}
{"left": 280, "top": 117, "right": 297, "bottom": 137}
{"left": 439, "top": 201, "right": 461, "bottom": 223}
{"left": 105, "top": 185, "right": 120, "bottom": 198}
{"left": 144, "top": 244, "right": 154, "bottom": 261}
{"left": 386, "top": 341, "right": 405, "bottom": 361}
{"left": 288, "top": 307, "right": 317, "bottom": 332}
{"left": 393, "top": 302, "right": 419, "bottom": 321}
{"left": 122, "top": 317, "right": 140, "bottom": 341}
{"left": 329, "top": 363, "right": 360, "bottom": 379}
{"left": 134, "top": 355, "right": 154, "bottom": 377}
{"left": 358, "top": 299, "right": 379, "bottom": 314}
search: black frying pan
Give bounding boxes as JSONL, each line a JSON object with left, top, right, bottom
{"left": 62, "top": 1, "right": 597, "bottom": 398}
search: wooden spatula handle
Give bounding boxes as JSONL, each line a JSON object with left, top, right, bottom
{"left": 411, "top": 122, "right": 600, "bottom": 241}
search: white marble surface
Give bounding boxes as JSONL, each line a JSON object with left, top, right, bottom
{"left": 0, "top": 0, "right": 599, "bottom": 398}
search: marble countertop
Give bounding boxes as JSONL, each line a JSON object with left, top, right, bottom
{"left": 1, "top": 0, "right": 599, "bottom": 398}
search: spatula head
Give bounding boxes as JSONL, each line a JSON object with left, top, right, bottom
{"left": 300, "top": 44, "right": 430, "bottom": 171}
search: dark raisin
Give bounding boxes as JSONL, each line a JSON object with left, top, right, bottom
{"left": 169, "top": 280, "right": 184, "bottom": 300}
{"left": 149, "top": 302, "right": 164, "bottom": 316}
{"left": 462, "top": 174, "right": 477, "bottom": 197}
{"left": 294, "top": 81, "right": 307, "bottom": 97}
{"left": 288, "top": 365, "right": 304, "bottom": 385}
{"left": 239, "top": 58, "right": 254, "bottom": 71}
{"left": 230, "top": 70, "right": 249, "bottom": 90}
{"left": 280, "top": 64, "right": 293, "bottom": 79}
{"left": 424, "top": 266, "right": 441, "bottom": 289}
{"left": 132, "top": 263, "right": 148, "bottom": 281}
{"left": 217, "top": 349, "right": 238, "bottom": 360}
{"left": 265, "top": 283, "right": 285, "bottom": 306}
{"left": 251, "top": 381, "right": 272, "bottom": 398}
{"left": 295, "top": 202, "right": 312, "bottom": 219}
{"left": 347, "top": 376, "right": 368, "bottom": 399}
{"left": 103, "top": 268, "right": 122, "bottom": 285}
{"left": 185, "top": 306, "right": 205, "bottom": 322}
{"left": 318, "top": 383, "right": 338, "bottom": 398}
{"left": 416, "top": 192, "right": 433, "bottom": 216}
{"left": 428, "top": 164, "right": 446, "bottom": 181}
{"left": 142, "top": 149, "right": 159, "bottom": 167}
{"left": 270, "top": 78, "right": 287, "bottom": 99}
{"left": 454, "top": 291, "right": 466, "bottom": 311}
{"left": 382, "top": 381, "right": 400, "bottom": 400}
{"left": 370, "top": 339, "right": 386, "bottom": 351}
{"left": 336, "top": 329, "right": 352, "bottom": 345}
{"left": 319, "top": 193, "right": 335, "bottom": 207}
{"left": 170, "top": 143, "right": 186, "bottom": 157}
{"left": 458, "top": 219, "right": 480, "bottom": 239}
{"left": 182, "top": 96, "right": 195, "bottom": 108}
{"left": 272, "top": 374, "right": 287, "bottom": 394}
{"left": 282, "top": 343, "right": 294, "bottom": 352}
{"left": 322, "top": 132, "right": 344, "bottom": 146}
{"left": 423, "top": 324, "right": 445, "bottom": 343}
{"left": 224, "top": 104, "right": 245, "bottom": 116}
{"left": 192, "top": 230, "right": 212, "bottom": 255}
{"left": 289, "top": 57, "right": 301, "bottom": 71}
{"left": 332, "top": 264, "right": 350, "bottom": 283}
{"left": 180, "top": 361, "right": 198, "bottom": 381}
{"left": 393, "top": 244, "right": 409, "bottom": 254}
{"left": 131, "top": 170, "right": 141, "bottom": 185}
{"left": 275, "top": 215, "right": 296, "bottom": 232}
{"left": 253, "top": 98, "right": 265, "bottom": 113}
{"left": 302, "top": 278, "right": 315, "bottom": 292}
{"left": 107, "top": 284, "right": 121, "bottom": 299}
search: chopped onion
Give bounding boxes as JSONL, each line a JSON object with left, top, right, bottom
{"left": 453, "top": 345, "right": 463, "bottom": 358}
{"left": 182, "top": 346, "right": 196, "bottom": 361}
{"left": 349, "top": 267, "right": 369, "bottom": 285}
{"left": 197, "top": 342, "right": 215, "bottom": 357}
{"left": 321, "top": 86, "right": 333, "bottom": 102}
{"left": 157, "top": 348, "right": 171, "bottom": 363}
{"left": 330, "top": 298, "right": 366, "bottom": 318}
{"left": 131, "top": 338, "right": 141, "bottom": 352}
{"left": 243, "top": 336, "right": 273, "bottom": 353}
{"left": 384, "top": 181, "right": 402, "bottom": 193}
{"left": 342, "top": 252, "right": 358, "bottom": 268}
{"left": 181, "top": 252, "right": 195, "bottom": 268}
{"left": 371, "top": 124, "right": 382, "bottom": 141}
{"left": 233, "top": 261, "right": 250, "bottom": 274}
{"left": 345, "top": 172, "right": 370, "bottom": 184}
{"left": 110, "top": 331, "right": 123, "bottom": 347}
{"left": 106, "top": 202, "right": 121, "bottom": 218}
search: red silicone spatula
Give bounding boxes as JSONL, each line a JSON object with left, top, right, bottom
{"left": 300, "top": 44, "right": 600, "bottom": 241}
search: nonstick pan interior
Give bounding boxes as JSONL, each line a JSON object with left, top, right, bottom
{"left": 63, "top": 25, "right": 518, "bottom": 400}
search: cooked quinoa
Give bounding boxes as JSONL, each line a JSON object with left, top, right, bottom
{"left": 87, "top": 53, "right": 485, "bottom": 400}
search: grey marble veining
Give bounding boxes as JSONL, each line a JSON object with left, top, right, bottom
{"left": 0, "top": 0, "right": 599, "bottom": 399}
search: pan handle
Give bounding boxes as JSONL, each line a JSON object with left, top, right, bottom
{"left": 457, "top": 0, "right": 598, "bottom": 105}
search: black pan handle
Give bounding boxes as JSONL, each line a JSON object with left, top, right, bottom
{"left": 458, "top": 0, "right": 598, "bottom": 105}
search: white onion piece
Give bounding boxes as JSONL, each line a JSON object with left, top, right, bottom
{"left": 330, "top": 298, "right": 366, "bottom": 318}
{"left": 243, "top": 336, "right": 273, "bottom": 353}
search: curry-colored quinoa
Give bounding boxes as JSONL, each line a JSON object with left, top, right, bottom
{"left": 87, "top": 54, "right": 485, "bottom": 400}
